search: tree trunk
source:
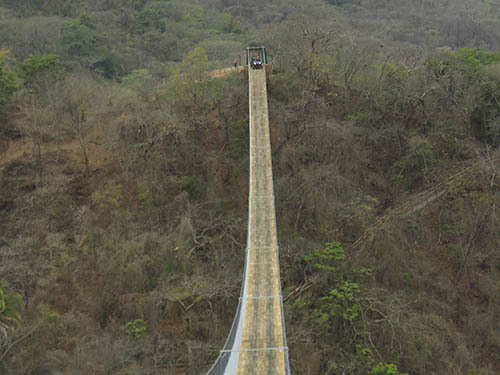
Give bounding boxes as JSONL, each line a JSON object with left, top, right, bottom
{"left": 35, "top": 141, "right": 43, "bottom": 187}
{"left": 77, "top": 134, "right": 89, "bottom": 177}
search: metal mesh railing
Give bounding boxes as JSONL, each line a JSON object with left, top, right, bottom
{"left": 207, "top": 239, "right": 250, "bottom": 374}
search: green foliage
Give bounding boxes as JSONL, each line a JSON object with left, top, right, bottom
{"left": 122, "top": 69, "right": 153, "bottom": 86}
{"left": 317, "top": 280, "right": 360, "bottom": 322}
{"left": 354, "top": 345, "right": 375, "bottom": 373}
{"left": 164, "top": 46, "right": 210, "bottom": 93}
{"left": 120, "top": 319, "right": 147, "bottom": 339}
{"left": 164, "top": 47, "right": 220, "bottom": 115}
{"left": 91, "top": 50, "right": 118, "bottom": 79}
{"left": 0, "top": 60, "right": 17, "bottom": 107}
{"left": 424, "top": 48, "right": 500, "bottom": 145}
{"left": 183, "top": 176, "right": 205, "bottom": 201}
{"left": 77, "top": 13, "right": 94, "bottom": 29}
{"left": 136, "top": 8, "right": 166, "bottom": 33}
{"left": 0, "top": 284, "right": 22, "bottom": 330}
{"left": 304, "top": 241, "right": 345, "bottom": 271}
{"left": 149, "top": 0, "right": 172, "bottom": 17}
{"left": 470, "top": 79, "right": 500, "bottom": 145}
{"left": 328, "top": 345, "right": 376, "bottom": 374}
{"left": 450, "top": 48, "right": 500, "bottom": 67}
{"left": 182, "top": 6, "right": 241, "bottom": 35}
{"left": 424, "top": 29, "right": 439, "bottom": 46}
{"left": 38, "top": 303, "right": 60, "bottom": 324}
{"left": 135, "top": 0, "right": 148, "bottom": 11}
{"left": 61, "top": 13, "right": 98, "bottom": 56}
{"left": 91, "top": 184, "right": 123, "bottom": 210}
{"left": 345, "top": 111, "right": 370, "bottom": 122}
{"left": 371, "top": 362, "right": 408, "bottom": 375}
{"left": 18, "top": 53, "right": 64, "bottom": 89}
{"left": 180, "top": 46, "right": 209, "bottom": 74}
{"left": 216, "top": 12, "right": 242, "bottom": 34}
{"left": 305, "top": 243, "right": 366, "bottom": 324}
{"left": 365, "top": 63, "right": 413, "bottom": 123}
{"left": 390, "top": 136, "right": 434, "bottom": 187}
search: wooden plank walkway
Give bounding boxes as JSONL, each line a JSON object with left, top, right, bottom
{"left": 207, "top": 65, "right": 289, "bottom": 375}
{"left": 234, "top": 67, "right": 287, "bottom": 374}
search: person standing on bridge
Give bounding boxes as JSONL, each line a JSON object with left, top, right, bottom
{"left": 233, "top": 58, "right": 238, "bottom": 67}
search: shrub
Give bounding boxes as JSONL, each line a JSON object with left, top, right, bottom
{"left": 120, "top": 319, "right": 148, "bottom": 339}
{"left": 0, "top": 283, "right": 22, "bottom": 331}
{"left": 371, "top": 362, "right": 407, "bottom": 375}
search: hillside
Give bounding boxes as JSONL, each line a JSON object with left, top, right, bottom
{"left": 1, "top": 0, "right": 499, "bottom": 374}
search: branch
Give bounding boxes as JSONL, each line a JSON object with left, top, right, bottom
{"left": 0, "top": 321, "right": 41, "bottom": 362}
{"left": 283, "top": 279, "right": 315, "bottom": 303}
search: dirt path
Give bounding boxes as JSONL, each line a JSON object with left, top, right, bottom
{"left": 208, "top": 66, "right": 245, "bottom": 79}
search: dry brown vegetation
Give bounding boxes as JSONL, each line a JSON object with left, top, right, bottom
{"left": 0, "top": 0, "right": 499, "bottom": 374}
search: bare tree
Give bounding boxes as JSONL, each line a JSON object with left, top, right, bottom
{"left": 62, "top": 76, "right": 96, "bottom": 177}
{"left": 16, "top": 98, "right": 50, "bottom": 186}
{"left": 265, "top": 15, "right": 337, "bottom": 88}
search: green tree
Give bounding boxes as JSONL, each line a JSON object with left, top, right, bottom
{"left": 136, "top": 8, "right": 166, "bottom": 33}
{"left": 0, "top": 60, "right": 17, "bottom": 108}
{"left": 304, "top": 243, "right": 364, "bottom": 324}
{"left": 304, "top": 241, "right": 345, "bottom": 271}
{"left": 451, "top": 48, "right": 500, "bottom": 67}
{"left": 18, "top": 53, "right": 65, "bottom": 91}
{"left": 61, "top": 14, "right": 98, "bottom": 56}
{"left": 91, "top": 50, "right": 118, "bottom": 79}
{"left": 176, "top": 46, "right": 209, "bottom": 77}
{"left": 317, "top": 280, "right": 361, "bottom": 322}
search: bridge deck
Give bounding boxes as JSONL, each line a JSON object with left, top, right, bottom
{"left": 235, "top": 68, "right": 287, "bottom": 374}
{"left": 207, "top": 65, "right": 289, "bottom": 375}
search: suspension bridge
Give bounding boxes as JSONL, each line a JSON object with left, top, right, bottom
{"left": 207, "top": 47, "right": 290, "bottom": 375}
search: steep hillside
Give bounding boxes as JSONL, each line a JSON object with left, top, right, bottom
{"left": 1, "top": 0, "right": 499, "bottom": 374}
